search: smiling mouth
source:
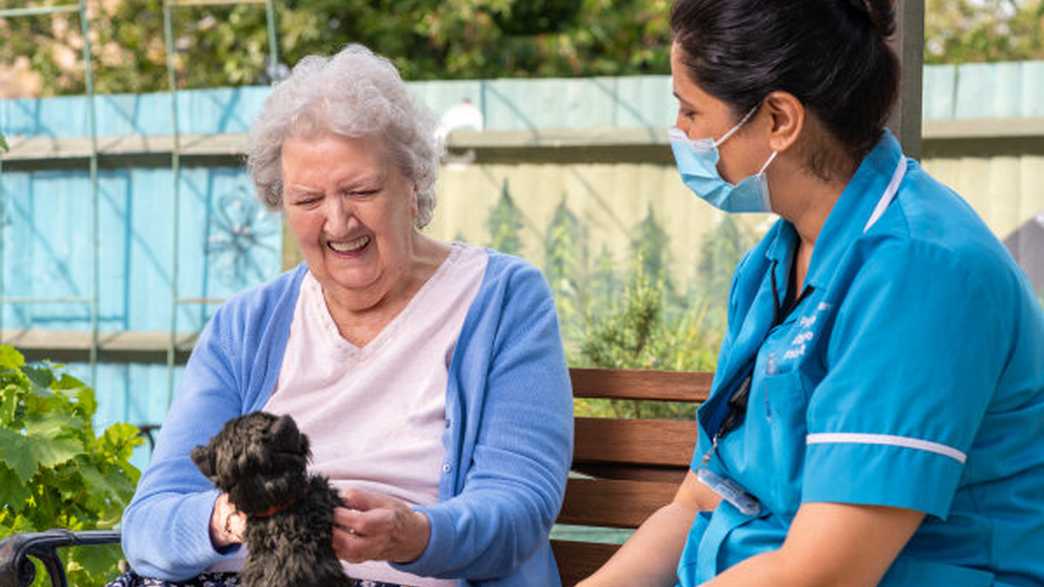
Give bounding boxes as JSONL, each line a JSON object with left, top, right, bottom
{"left": 327, "top": 235, "right": 371, "bottom": 254}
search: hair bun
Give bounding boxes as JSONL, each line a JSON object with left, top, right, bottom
{"left": 846, "top": 0, "right": 896, "bottom": 38}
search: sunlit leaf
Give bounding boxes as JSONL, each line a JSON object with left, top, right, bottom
{"left": 0, "top": 346, "right": 25, "bottom": 371}
{"left": 27, "top": 434, "right": 84, "bottom": 469}
{"left": 0, "top": 465, "right": 31, "bottom": 509}
{"left": 0, "top": 428, "right": 37, "bottom": 483}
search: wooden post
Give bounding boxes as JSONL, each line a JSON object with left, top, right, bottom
{"left": 888, "top": 0, "right": 925, "bottom": 160}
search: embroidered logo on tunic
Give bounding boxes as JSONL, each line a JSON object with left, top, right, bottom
{"left": 767, "top": 301, "right": 834, "bottom": 373}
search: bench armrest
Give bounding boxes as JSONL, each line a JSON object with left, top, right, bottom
{"left": 0, "top": 529, "right": 121, "bottom": 587}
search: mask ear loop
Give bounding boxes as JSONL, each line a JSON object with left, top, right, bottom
{"left": 756, "top": 150, "right": 780, "bottom": 211}
{"left": 757, "top": 150, "right": 779, "bottom": 175}
{"left": 714, "top": 104, "right": 760, "bottom": 147}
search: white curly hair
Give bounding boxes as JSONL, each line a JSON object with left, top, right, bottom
{"left": 246, "top": 44, "right": 441, "bottom": 228}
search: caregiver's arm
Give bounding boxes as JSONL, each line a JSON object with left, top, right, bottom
{"left": 704, "top": 503, "right": 923, "bottom": 587}
{"left": 578, "top": 471, "right": 722, "bottom": 587}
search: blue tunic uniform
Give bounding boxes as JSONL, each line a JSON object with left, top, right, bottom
{"left": 676, "top": 130, "right": 1044, "bottom": 586}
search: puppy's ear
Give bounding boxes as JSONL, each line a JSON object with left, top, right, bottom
{"left": 191, "top": 445, "right": 216, "bottom": 480}
{"left": 271, "top": 414, "right": 300, "bottom": 449}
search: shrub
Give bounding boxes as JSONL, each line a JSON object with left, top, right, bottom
{"left": 0, "top": 345, "right": 141, "bottom": 586}
{"left": 573, "top": 263, "right": 724, "bottom": 420}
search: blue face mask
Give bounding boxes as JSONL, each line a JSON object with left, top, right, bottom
{"left": 668, "top": 106, "right": 779, "bottom": 214}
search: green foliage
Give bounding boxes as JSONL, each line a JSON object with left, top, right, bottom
{"left": 589, "top": 245, "right": 622, "bottom": 312}
{"left": 544, "top": 197, "right": 589, "bottom": 340}
{"left": 489, "top": 0, "right": 584, "bottom": 35}
{"left": 0, "top": 133, "right": 8, "bottom": 153}
{"left": 630, "top": 205, "right": 671, "bottom": 287}
{"left": 572, "top": 260, "right": 722, "bottom": 419}
{"left": 691, "top": 216, "right": 759, "bottom": 330}
{"left": 926, "top": 0, "right": 1044, "bottom": 64}
{"left": 0, "top": 346, "right": 142, "bottom": 586}
{"left": 3, "top": 0, "right": 1041, "bottom": 97}
{"left": 555, "top": 209, "right": 743, "bottom": 420}
{"left": 0, "top": 0, "right": 673, "bottom": 96}
{"left": 487, "top": 180, "right": 524, "bottom": 256}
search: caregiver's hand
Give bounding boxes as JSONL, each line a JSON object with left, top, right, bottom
{"left": 333, "top": 489, "right": 431, "bottom": 564}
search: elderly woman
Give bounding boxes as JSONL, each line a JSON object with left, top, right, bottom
{"left": 111, "top": 45, "right": 573, "bottom": 587}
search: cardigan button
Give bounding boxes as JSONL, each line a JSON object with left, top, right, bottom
{"left": 442, "top": 463, "right": 452, "bottom": 473}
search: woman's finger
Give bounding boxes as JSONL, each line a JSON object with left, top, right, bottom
{"left": 332, "top": 528, "right": 374, "bottom": 563}
{"left": 333, "top": 506, "right": 365, "bottom": 530}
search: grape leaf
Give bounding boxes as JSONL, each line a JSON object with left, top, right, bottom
{"left": 0, "top": 428, "right": 36, "bottom": 483}
{"left": 0, "top": 345, "right": 25, "bottom": 371}
{"left": 0, "top": 384, "right": 17, "bottom": 426}
{"left": 26, "top": 413, "right": 83, "bottom": 439}
{"left": 0, "top": 465, "right": 30, "bottom": 509}
{"left": 27, "top": 434, "right": 84, "bottom": 469}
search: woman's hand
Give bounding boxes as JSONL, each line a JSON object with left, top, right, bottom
{"left": 578, "top": 470, "right": 719, "bottom": 587}
{"left": 209, "top": 492, "right": 247, "bottom": 549}
{"left": 333, "top": 489, "right": 431, "bottom": 564}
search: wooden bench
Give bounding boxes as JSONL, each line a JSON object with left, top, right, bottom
{"left": 0, "top": 367, "right": 709, "bottom": 587}
{"left": 554, "top": 368, "right": 709, "bottom": 586}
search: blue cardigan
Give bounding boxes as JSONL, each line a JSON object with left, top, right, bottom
{"left": 121, "top": 251, "right": 575, "bottom": 586}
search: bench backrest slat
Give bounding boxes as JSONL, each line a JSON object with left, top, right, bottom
{"left": 552, "top": 541, "right": 620, "bottom": 587}
{"left": 574, "top": 417, "right": 696, "bottom": 467}
{"left": 558, "top": 478, "right": 678, "bottom": 528}
{"left": 570, "top": 368, "right": 711, "bottom": 402}
{"left": 556, "top": 368, "right": 710, "bottom": 586}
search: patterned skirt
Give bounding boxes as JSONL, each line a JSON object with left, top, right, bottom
{"left": 105, "top": 570, "right": 409, "bottom": 587}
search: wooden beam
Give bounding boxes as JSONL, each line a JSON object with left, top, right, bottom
{"left": 889, "top": 0, "right": 925, "bottom": 160}
{"left": 570, "top": 368, "right": 710, "bottom": 402}
{"left": 0, "top": 133, "right": 248, "bottom": 170}
{"left": 10, "top": 115, "right": 1044, "bottom": 173}
{"left": 1, "top": 329, "right": 197, "bottom": 364}
{"left": 0, "top": 129, "right": 677, "bottom": 169}
{"left": 923, "top": 118, "right": 1044, "bottom": 140}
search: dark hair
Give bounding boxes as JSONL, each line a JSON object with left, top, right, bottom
{"left": 670, "top": 0, "right": 900, "bottom": 177}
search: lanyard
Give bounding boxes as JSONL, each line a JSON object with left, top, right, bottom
{"left": 700, "top": 264, "right": 810, "bottom": 466}
{"left": 700, "top": 154, "right": 907, "bottom": 465}
{"left": 696, "top": 154, "right": 908, "bottom": 515}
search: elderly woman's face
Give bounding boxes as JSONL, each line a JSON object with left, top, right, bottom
{"left": 281, "top": 133, "right": 418, "bottom": 305}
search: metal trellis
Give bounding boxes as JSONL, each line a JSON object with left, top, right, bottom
{"left": 162, "top": 0, "right": 280, "bottom": 408}
{"left": 0, "top": 0, "right": 101, "bottom": 388}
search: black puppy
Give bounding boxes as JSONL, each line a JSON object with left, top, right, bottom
{"left": 191, "top": 411, "right": 351, "bottom": 587}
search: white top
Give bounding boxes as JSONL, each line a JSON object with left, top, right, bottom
{"left": 211, "top": 243, "right": 487, "bottom": 586}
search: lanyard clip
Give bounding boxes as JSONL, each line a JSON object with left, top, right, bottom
{"left": 700, "top": 434, "right": 720, "bottom": 465}
{"left": 696, "top": 468, "right": 762, "bottom": 517}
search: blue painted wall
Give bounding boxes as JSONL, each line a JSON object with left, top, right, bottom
{"left": 2, "top": 167, "right": 281, "bottom": 333}
{"left": 2, "top": 62, "right": 1042, "bottom": 469}
{"left": 3, "top": 61, "right": 1043, "bottom": 142}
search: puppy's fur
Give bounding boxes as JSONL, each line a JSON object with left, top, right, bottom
{"left": 191, "top": 412, "right": 351, "bottom": 587}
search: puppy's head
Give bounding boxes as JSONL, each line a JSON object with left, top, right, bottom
{"left": 191, "top": 412, "right": 311, "bottom": 514}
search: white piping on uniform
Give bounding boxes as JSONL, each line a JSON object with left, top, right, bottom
{"left": 806, "top": 432, "right": 967, "bottom": 464}
{"left": 863, "top": 156, "right": 908, "bottom": 233}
